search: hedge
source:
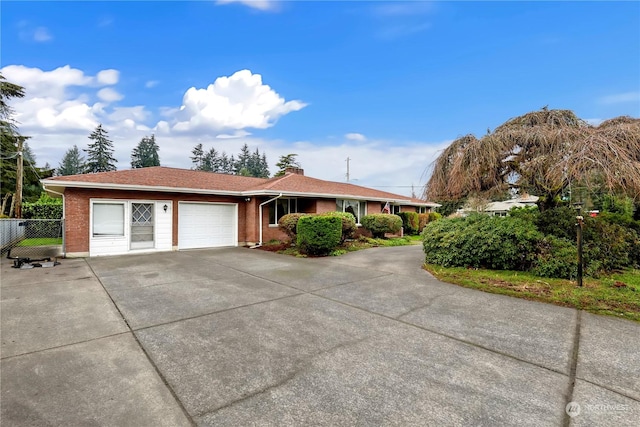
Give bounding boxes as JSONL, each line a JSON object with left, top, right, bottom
{"left": 361, "top": 214, "right": 402, "bottom": 238}
{"left": 398, "top": 211, "right": 419, "bottom": 235}
{"left": 321, "top": 211, "right": 357, "bottom": 243}
{"left": 22, "top": 194, "right": 63, "bottom": 220}
{"left": 278, "top": 213, "right": 309, "bottom": 241}
{"left": 296, "top": 215, "right": 342, "bottom": 256}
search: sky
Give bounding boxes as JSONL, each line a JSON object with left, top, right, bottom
{"left": 2, "top": 0, "right": 639, "bottom": 198}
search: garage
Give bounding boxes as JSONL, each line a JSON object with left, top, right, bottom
{"left": 178, "top": 202, "right": 238, "bottom": 249}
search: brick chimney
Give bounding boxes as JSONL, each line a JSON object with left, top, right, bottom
{"left": 285, "top": 167, "right": 304, "bottom": 175}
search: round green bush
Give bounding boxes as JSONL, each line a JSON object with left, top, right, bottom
{"left": 398, "top": 211, "right": 420, "bottom": 235}
{"left": 320, "top": 211, "right": 357, "bottom": 243}
{"left": 422, "top": 214, "right": 542, "bottom": 270}
{"left": 278, "top": 213, "right": 309, "bottom": 241}
{"left": 360, "top": 214, "right": 402, "bottom": 238}
{"left": 296, "top": 215, "right": 342, "bottom": 256}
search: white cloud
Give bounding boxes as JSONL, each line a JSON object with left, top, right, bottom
{"left": 33, "top": 27, "right": 52, "bottom": 42}
{"left": 599, "top": 91, "right": 640, "bottom": 105}
{"left": 169, "top": 69, "right": 306, "bottom": 134}
{"left": 345, "top": 133, "right": 367, "bottom": 142}
{"left": 216, "top": 0, "right": 276, "bottom": 11}
{"left": 96, "top": 69, "right": 119, "bottom": 85}
{"left": 97, "top": 87, "right": 124, "bottom": 102}
{"left": 145, "top": 80, "right": 160, "bottom": 88}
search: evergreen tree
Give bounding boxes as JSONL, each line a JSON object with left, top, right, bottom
{"left": 190, "top": 143, "right": 204, "bottom": 170}
{"left": 1, "top": 73, "right": 26, "bottom": 203}
{"left": 275, "top": 153, "right": 301, "bottom": 176}
{"left": 202, "top": 148, "right": 220, "bottom": 172}
{"left": 131, "top": 134, "right": 160, "bottom": 168}
{"left": 235, "top": 143, "right": 251, "bottom": 173}
{"left": 57, "top": 145, "right": 85, "bottom": 176}
{"left": 84, "top": 124, "right": 117, "bottom": 173}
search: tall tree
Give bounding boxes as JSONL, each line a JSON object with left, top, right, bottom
{"left": 190, "top": 143, "right": 204, "bottom": 170}
{"left": 84, "top": 124, "right": 117, "bottom": 173}
{"left": 131, "top": 134, "right": 160, "bottom": 168}
{"left": 235, "top": 143, "right": 251, "bottom": 173}
{"left": 57, "top": 145, "right": 86, "bottom": 176}
{"left": 424, "top": 109, "right": 640, "bottom": 210}
{"left": 275, "top": 153, "right": 301, "bottom": 177}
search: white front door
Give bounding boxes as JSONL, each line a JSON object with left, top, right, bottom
{"left": 130, "top": 203, "right": 154, "bottom": 249}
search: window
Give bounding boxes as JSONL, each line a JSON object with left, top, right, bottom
{"left": 337, "top": 199, "right": 367, "bottom": 224}
{"left": 392, "top": 205, "right": 401, "bottom": 215}
{"left": 93, "top": 203, "right": 125, "bottom": 237}
{"left": 416, "top": 206, "right": 429, "bottom": 214}
{"left": 269, "top": 198, "right": 298, "bottom": 225}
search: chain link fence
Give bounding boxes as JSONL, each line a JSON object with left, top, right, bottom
{"left": 1, "top": 219, "right": 64, "bottom": 264}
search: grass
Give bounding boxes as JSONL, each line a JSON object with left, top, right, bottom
{"left": 16, "top": 237, "right": 63, "bottom": 247}
{"left": 424, "top": 264, "right": 640, "bottom": 322}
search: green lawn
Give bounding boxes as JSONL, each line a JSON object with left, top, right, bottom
{"left": 16, "top": 237, "right": 63, "bottom": 247}
{"left": 424, "top": 264, "right": 640, "bottom": 322}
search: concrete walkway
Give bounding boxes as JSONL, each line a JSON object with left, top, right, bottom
{"left": 1, "top": 245, "right": 638, "bottom": 426}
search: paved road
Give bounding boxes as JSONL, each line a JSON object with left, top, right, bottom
{"left": 2, "top": 246, "right": 638, "bottom": 426}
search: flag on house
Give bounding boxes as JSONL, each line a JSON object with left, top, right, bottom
{"left": 382, "top": 201, "right": 390, "bottom": 213}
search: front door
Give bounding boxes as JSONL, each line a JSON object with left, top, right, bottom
{"left": 131, "top": 203, "right": 154, "bottom": 249}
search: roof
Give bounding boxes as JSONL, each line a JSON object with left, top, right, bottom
{"left": 42, "top": 166, "right": 440, "bottom": 206}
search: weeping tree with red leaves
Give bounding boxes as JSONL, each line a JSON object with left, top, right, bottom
{"left": 424, "top": 108, "right": 640, "bottom": 211}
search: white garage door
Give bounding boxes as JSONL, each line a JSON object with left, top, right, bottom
{"left": 178, "top": 202, "right": 237, "bottom": 249}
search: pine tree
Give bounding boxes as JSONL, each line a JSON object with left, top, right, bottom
{"left": 235, "top": 143, "right": 251, "bottom": 173}
{"left": 190, "top": 143, "right": 204, "bottom": 170}
{"left": 275, "top": 153, "right": 301, "bottom": 176}
{"left": 84, "top": 124, "right": 117, "bottom": 173}
{"left": 57, "top": 145, "right": 85, "bottom": 176}
{"left": 131, "top": 134, "right": 160, "bottom": 168}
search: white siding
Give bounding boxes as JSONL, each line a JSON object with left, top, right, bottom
{"left": 89, "top": 199, "right": 173, "bottom": 257}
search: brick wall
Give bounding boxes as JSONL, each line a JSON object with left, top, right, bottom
{"left": 63, "top": 188, "right": 250, "bottom": 253}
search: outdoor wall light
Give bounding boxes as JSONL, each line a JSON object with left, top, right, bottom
{"left": 244, "top": 197, "right": 251, "bottom": 202}
{"left": 163, "top": 204, "right": 168, "bottom": 213}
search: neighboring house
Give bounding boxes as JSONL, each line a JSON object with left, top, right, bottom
{"left": 458, "top": 195, "right": 539, "bottom": 217}
{"left": 42, "top": 166, "right": 440, "bottom": 257}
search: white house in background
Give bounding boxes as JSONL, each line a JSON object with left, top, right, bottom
{"left": 458, "top": 195, "right": 539, "bottom": 217}
{"left": 485, "top": 195, "right": 539, "bottom": 216}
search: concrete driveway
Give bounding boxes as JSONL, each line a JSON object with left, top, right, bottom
{"left": 2, "top": 245, "right": 638, "bottom": 426}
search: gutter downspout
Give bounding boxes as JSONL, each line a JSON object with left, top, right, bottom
{"left": 42, "top": 184, "right": 66, "bottom": 258}
{"left": 251, "top": 193, "right": 283, "bottom": 248}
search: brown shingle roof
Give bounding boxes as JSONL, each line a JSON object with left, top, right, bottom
{"left": 43, "top": 166, "right": 438, "bottom": 205}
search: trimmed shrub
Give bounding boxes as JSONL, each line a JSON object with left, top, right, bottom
{"left": 428, "top": 212, "right": 442, "bottom": 222}
{"left": 278, "top": 213, "right": 309, "bottom": 241}
{"left": 320, "top": 211, "right": 357, "bottom": 243}
{"left": 360, "top": 214, "right": 402, "bottom": 238}
{"left": 422, "top": 214, "right": 541, "bottom": 270}
{"left": 418, "top": 213, "right": 431, "bottom": 233}
{"left": 22, "top": 193, "right": 63, "bottom": 219}
{"left": 508, "top": 206, "right": 539, "bottom": 223}
{"left": 297, "top": 215, "right": 342, "bottom": 256}
{"left": 532, "top": 236, "right": 577, "bottom": 279}
{"left": 398, "top": 211, "right": 420, "bottom": 235}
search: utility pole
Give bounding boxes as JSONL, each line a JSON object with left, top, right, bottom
{"left": 15, "top": 137, "right": 24, "bottom": 219}
{"left": 345, "top": 157, "right": 350, "bottom": 182}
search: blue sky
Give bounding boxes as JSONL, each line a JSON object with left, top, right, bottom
{"left": 2, "top": 1, "right": 639, "bottom": 197}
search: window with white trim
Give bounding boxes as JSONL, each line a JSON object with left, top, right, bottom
{"left": 392, "top": 205, "right": 401, "bottom": 215}
{"left": 416, "top": 206, "right": 429, "bottom": 214}
{"left": 336, "top": 199, "right": 367, "bottom": 224}
{"left": 93, "top": 203, "right": 125, "bottom": 237}
{"left": 269, "top": 198, "right": 298, "bottom": 225}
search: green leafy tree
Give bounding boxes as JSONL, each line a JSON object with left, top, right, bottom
{"left": 275, "top": 153, "right": 301, "bottom": 177}
{"left": 1, "top": 73, "right": 25, "bottom": 204}
{"left": 57, "top": 145, "right": 85, "bottom": 176}
{"left": 131, "top": 134, "right": 160, "bottom": 168}
{"left": 84, "top": 124, "right": 117, "bottom": 173}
